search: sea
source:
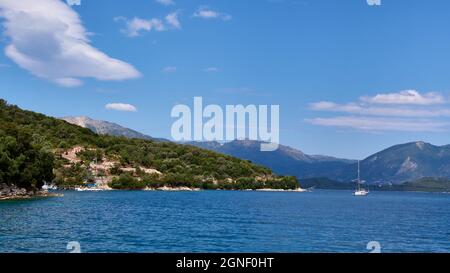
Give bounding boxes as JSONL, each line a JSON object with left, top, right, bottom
{"left": 0, "top": 190, "right": 449, "bottom": 253}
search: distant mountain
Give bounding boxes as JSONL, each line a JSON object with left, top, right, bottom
{"left": 189, "top": 140, "right": 450, "bottom": 185}
{"left": 61, "top": 116, "right": 168, "bottom": 142}
{"left": 293, "top": 176, "right": 450, "bottom": 192}
{"left": 393, "top": 177, "right": 450, "bottom": 192}
{"left": 187, "top": 140, "right": 356, "bottom": 179}
{"left": 298, "top": 177, "right": 356, "bottom": 190}
{"left": 61, "top": 118, "right": 450, "bottom": 185}
{"left": 332, "top": 141, "right": 450, "bottom": 184}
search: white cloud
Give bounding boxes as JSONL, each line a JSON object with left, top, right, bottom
{"left": 309, "top": 101, "right": 450, "bottom": 118}
{"left": 162, "top": 66, "right": 177, "bottom": 73}
{"left": 115, "top": 12, "right": 181, "bottom": 37}
{"left": 361, "top": 90, "right": 445, "bottom": 105}
{"left": 308, "top": 90, "right": 450, "bottom": 132}
{"left": 165, "top": 12, "right": 181, "bottom": 29}
{"left": 0, "top": 0, "right": 141, "bottom": 87}
{"left": 307, "top": 116, "right": 449, "bottom": 132}
{"left": 115, "top": 16, "right": 165, "bottom": 37}
{"left": 156, "top": 0, "right": 174, "bottom": 6}
{"left": 193, "top": 6, "right": 232, "bottom": 21}
{"left": 105, "top": 103, "right": 137, "bottom": 112}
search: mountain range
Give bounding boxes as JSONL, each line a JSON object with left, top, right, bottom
{"left": 187, "top": 140, "right": 356, "bottom": 179}
{"left": 191, "top": 140, "right": 450, "bottom": 184}
{"left": 336, "top": 141, "right": 450, "bottom": 184}
{"left": 62, "top": 116, "right": 450, "bottom": 185}
{"left": 62, "top": 116, "right": 168, "bottom": 142}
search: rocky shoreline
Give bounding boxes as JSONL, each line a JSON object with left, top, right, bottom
{"left": 0, "top": 183, "right": 62, "bottom": 201}
{"left": 55, "top": 186, "right": 306, "bottom": 192}
{"left": 255, "top": 188, "right": 307, "bottom": 192}
{"left": 1, "top": 183, "right": 306, "bottom": 199}
{"left": 116, "top": 186, "right": 305, "bottom": 192}
{"left": 144, "top": 186, "right": 202, "bottom": 191}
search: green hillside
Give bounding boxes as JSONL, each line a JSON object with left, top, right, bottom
{"left": 0, "top": 99, "right": 298, "bottom": 191}
{"left": 382, "top": 177, "right": 450, "bottom": 192}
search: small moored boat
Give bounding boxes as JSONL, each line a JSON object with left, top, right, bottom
{"left": 353, "top": 161, "right": 369, "bottom": 196}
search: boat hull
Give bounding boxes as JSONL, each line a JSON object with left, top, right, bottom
{"left": 353, "top": 190, "right": 369, "bottom": 196}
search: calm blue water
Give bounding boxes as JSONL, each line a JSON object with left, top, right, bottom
{"left": 0, "top": 190, "right": 449, "bottom": 253}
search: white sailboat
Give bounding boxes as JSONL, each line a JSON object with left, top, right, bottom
{"left": 353, "top": 161, "right": 369, "bottom": 196}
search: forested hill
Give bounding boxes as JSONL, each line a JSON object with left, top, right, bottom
{"left": 0, "top": 99, "right": 298, "bottom": 191}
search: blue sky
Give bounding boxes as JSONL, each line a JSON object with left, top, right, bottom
{"left": 1, "top": 0, "right": 450, "bottom": 159}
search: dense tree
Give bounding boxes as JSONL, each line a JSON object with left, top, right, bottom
{"left": 0, "top": 99, "right": 299, "bottom": 190}
{"left": 0, "top": 128, "right": 54, "bottom": 189}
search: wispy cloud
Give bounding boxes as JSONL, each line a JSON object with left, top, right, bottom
{"left": 307, "top": 116, "right": 450, "bottom": 132}
{"left": 193, "top": 6, "right": 232, "bottom": 21}
{"left": 115, "top": 11, "right": 181, "bottom": 37}
{"left": 309, "top": 101, "right": 450, "bottom": 118}
{"left": 105, "top": 103, "right": 137, "bottom": 112}
{"left": 361, "top": 90, "right": 445, "bottom": 105}
{"left": 162, "top": 66, "right": 177, "bottom": 73}
{"left": 165, "top": 12, "right": 181, "bottom": 29}
{"left": 204, "top": 67, "right": 219, "bottom": 72}
{"left": 156, "top": 0, "right": 175, "bottom": 6}
{"left": 115, "top": 16, "right": 166, "bottom": 37}
{"left": 308, "top": 90, "right": 450, "bottom": 132}
{"left": 0, "top": 0, "right": 141, "bottom": 87}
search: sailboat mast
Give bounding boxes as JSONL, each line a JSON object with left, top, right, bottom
{"left": 357, "top": 160, "right": 361, "bottom": 191}
{"left": 353, "top": 159, "right": 369, "bottom": 196}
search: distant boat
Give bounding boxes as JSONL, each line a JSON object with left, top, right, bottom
{"left": 353, "top": 161, "right": 369, "bottom": 196}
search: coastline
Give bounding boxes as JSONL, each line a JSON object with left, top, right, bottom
{"left": 68, "top": 186, "right": 450, "bottom": 194}
{"left": 256, "top": 188, "right": 307, "bottom": 192}
{"left": 0, "top": 191, "right": 63, "bottom": 201}
{"left": 144, "top": 186, "right": 202, "bottom": 191}
{"left": 69, "top": 186, "right": 306, "bottom": 192}
{"left": 0, "top": 183, "right": 64, "bottom": 201}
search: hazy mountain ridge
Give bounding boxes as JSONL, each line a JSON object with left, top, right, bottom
{"left": 62, "top": 116, "right": 450, "bottom": 185}
{"left": 62, "top": 116, "right": 168, "bottom": 142}
{"left": 187, "top": 140, "right": 356, "bottom": 179}
{"left": 334, "top": 141, "right": 450, "bottom": 184}
{"left": 189, "top": 140, "right": 450, "bottom": 184}
{"left": 301, "top": 177, "right": 450, "bottom": 192}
